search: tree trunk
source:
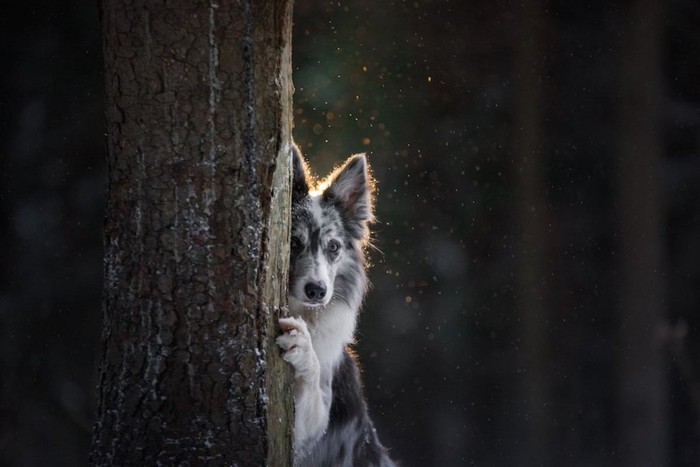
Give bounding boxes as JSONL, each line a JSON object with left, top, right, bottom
{"left": 512, "top": 0, "right": 551, "bottom": 463}
{"left": 91, "top": 0, "right": 294, "bottom": 464}
{"left": 615, "top": 0, "right": 668, "bottom": 465}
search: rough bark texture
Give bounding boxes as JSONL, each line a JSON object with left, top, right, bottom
{"left": 91, "top": 0, "right": 294, "bottom": 465}
{"left": 615, "top": 0, "right": 668, "bottom": 465}
{"left": 512, "top": 0, "right": 551, "bottom": 463}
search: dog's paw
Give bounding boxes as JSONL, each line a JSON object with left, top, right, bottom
{"left": 277, "top": 316, "right": 319, "bottom": 378}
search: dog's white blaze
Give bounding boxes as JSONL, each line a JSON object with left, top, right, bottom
{"left": 314, "top": 248, "right": 333, "bottom": 304}
{"left": 294, "top": 194, "right": 334, "bottom": 306}
{"left": 309, "top": 194, "right": 325, "bottom": 229}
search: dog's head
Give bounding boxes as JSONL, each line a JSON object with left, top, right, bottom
{"left": 288, "top": 145, "right": 374, "bottom": 313}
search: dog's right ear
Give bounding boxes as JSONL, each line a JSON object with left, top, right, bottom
{"left": 291, "top": 143, "right": 310, "bottom": 204}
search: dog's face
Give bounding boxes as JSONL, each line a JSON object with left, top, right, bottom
{"left": 288, "top": 146, "right": 374, "bottom": 313}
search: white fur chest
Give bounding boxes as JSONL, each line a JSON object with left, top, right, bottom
{"left": 304, "top": 303, "right": 357, "bottom": 375}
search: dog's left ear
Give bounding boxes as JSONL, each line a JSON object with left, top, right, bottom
{"left": 291, "top": 143, "right": 311, "bottom": 205}
{"left": 324, "top": 153, "right": 374, "bottom": 225}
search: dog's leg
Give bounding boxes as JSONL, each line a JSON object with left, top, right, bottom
{"left": 277, "top": 316, "right": 330, "bottom": 454}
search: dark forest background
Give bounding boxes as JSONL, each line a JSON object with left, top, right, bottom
{"left": 2, "top": 1, "right": 700, "bottom": 465}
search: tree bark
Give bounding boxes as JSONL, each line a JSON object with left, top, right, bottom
{"left": 615, "top": 0, "right": 668, "bottom": 465}
{"left": 91, "top": 0, "right": 294, "bottom": 464}
{"left": 512, "top": 0, "right": 551, "bottom": 463}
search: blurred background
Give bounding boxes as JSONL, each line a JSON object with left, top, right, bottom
{"left": 1, "top": 0, "right": 699, "bottom": 465}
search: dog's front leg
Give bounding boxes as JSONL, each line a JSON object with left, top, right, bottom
{"left": 277, "top": 316, "right": 330, "bottom": 454}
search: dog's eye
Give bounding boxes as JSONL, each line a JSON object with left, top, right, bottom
{"left": 291, "top": 236, "right": 302, "bottom": 251}
{"left": 328, "top": 240, "right": 340, "bottom": 253}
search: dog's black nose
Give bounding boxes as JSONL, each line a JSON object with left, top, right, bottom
{"left": 304, "top": 281, "right": 327, "bottom": 301}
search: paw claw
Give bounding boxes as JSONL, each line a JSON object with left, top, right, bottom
{"left": 279, "top": 316, "right": 308, "bottom": 334}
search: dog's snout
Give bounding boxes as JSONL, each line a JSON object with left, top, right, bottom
{"left": 304, "top": 281, "right": 327, "bottom": 301}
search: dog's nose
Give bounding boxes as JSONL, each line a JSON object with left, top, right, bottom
{"left": 304, "top": 281, "right": 327, "bottom": 301}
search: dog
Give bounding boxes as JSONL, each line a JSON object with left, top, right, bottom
{"left": 276, "top": 145, "right": 395, "bottom": 466}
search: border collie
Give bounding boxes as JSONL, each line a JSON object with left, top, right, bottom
{"left": 276, "top": 145, "right": 394, "bottom": 466}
